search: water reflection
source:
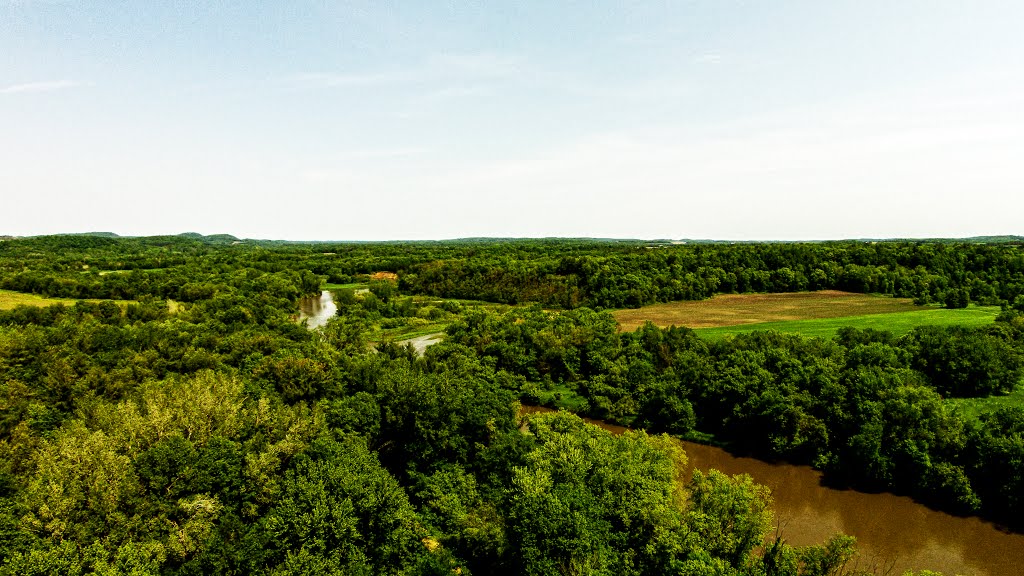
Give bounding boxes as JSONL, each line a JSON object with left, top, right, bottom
{"left": 297, "top": 290, "right": 337, "bottom": 329}
{"left": 522, "top": 406, "right": 1024, "bottom": 576}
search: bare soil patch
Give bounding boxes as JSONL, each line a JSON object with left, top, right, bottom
{"left": 612, "top": 290, "right": 922, "bottom": 331}
{"left": 369, "top": 271, "right": 399, "bottom": 281}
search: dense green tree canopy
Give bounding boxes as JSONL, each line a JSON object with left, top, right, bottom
{"left": 3, "top": 234, "right": 1023, "bottom": 574}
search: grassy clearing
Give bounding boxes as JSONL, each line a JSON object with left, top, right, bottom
{"left": 0, "top": 289, "right": 89, "bottom": 310}
{"left": 532, "top": 384, "right": 591, "bottom": 412}
{"left": 369, "top": 299, "right": 506, "bottom": 340}
{"left": 694, "top": 306, "right": 1000, "bottom": 340}
{"left": 0, "top": 289, "right": 168, "bottom": 313}
{"left": 613, "top": 290, "right": 923, "bottom": 332}
{"left": 373, "top": 322, "right": 449, "bottom": 341}
{"left": 324, "top": 282, "right": 368, "bottom": 290}
{"left": 612, "top": 291, "right": 999, "bottom": 339}
{"left": 451, "top": 298, "right": 509, "bottom": 310}
{"left": 946, "top": 386, "right": 1024, "bottom": 421}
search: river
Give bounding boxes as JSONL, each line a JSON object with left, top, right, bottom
{"left": 522, "top": 406, "right": 1024, "bottom": 576}
{"left": 297, "top": 290, "right": 337, "bottom": 329}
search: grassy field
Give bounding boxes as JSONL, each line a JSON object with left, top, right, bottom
{"left": 373, "top": 322, "right": 448, "bottom": 341}
{"left": 0, "top": 289, "right": 88, "bottom": 310}
{"left": 323, "top": 282, "right": 368, "bottom": 290}
{"left": 0, "top": 289, "right": 166, "bottom": 313}
{"left": 613, "top": 291, "right": 924, "bottom": 331}
{"left": 946, "top": 386, "right": 1024, "bottom": 421}
{"left": 531, "top": 383, "right": 591, "bottom": 412}
{"left": 694, "top": 306, "right": 1000, "bottom": 340}
{"left": 611, "top": 290, "right": 1000, "bottom": 339}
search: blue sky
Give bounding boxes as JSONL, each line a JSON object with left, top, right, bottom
{"left": 3, "top": 1, "right": 1022, "bottom": 240}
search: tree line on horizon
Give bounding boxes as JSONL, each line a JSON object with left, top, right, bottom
{"left": 4, "top": 235, "right": 1022, "bottom": 311}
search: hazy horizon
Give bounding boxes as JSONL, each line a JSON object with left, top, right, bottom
{"left": 6, "top": 230, "right": 1023, "bottom": 244}
{"left": 4, "top": 2, "right": 1023, "bottom": 241}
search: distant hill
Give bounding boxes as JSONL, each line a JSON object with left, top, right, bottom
{"left": 177, "top": 232, "right": 240, "bottom": 244}
{"left": 62, "top": 232, "right": 122, "bottom": 238}
{"left": 6, "top": 232, "right": 1021, "bottom": 245}
{"left": 848, "top": 236, "right": 1024, "bottom": 244}
{"left": 961, "top": 235, "right": 1024, "bottom": 244}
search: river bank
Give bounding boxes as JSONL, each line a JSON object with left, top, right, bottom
{"left": 522, "top": 405, "right": 1024, "bottom": 576}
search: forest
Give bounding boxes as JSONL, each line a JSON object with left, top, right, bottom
{"left": 2, "top": 233, "right": 1022, "bottom": 575}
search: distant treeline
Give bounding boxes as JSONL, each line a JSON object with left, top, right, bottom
{"left": 400, "top": 242, "right": 1024, "bottom": 308}
{"left": 5, "top": 236, "right": 1024, "bottom": 311}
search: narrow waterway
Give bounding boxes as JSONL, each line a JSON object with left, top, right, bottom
{"left": 521, "top": 406, "right": 1024, "bottom": 576}
{"left": 297, "top": 290, "right": 337, "bottom": 329}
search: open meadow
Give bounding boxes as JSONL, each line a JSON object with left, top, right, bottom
{"left": 0, "top": 289, "right": 168, "bottom": 312}
{"left": 0, "top": 289, "right": 85, "bottom": 310}
{"left": 947, "top": 386, "right": 1024, "bottom": 421}
{"left": 612, "top": 290, "right": 999, "bottom": 338}
{"left": 694, "top": 305, "right": 1000, "bottom": 339}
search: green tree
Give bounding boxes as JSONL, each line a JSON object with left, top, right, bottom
{"left": 247, "top": 435, "right": 445, "bottom": 575}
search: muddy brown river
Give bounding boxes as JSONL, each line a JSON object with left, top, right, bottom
{"left": 297, "top": 290, "right": 337, "bottom": 329}
{"left": 522, "top": 406, "right": 1024, "bottom": 576}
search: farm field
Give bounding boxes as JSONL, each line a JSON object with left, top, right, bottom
{"left": 612, "top": 290, "right": 920, "bottom": 330}
{"left": 694, "top": 306, "right": 1000, "bottom": 339}
{"left": 611, "top": 290, "right": 999, "bottom": 338}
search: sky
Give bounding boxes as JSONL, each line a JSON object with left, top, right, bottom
{"left": 2, "top": 1, "right": 1023, "bottom": 241}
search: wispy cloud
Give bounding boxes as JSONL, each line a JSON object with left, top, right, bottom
{"left": 0, "top": 80, "right": 83, "bottom": 95}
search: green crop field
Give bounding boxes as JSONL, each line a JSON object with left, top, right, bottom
{"left": 693, "top": 306, "right": 1000, "bottom": 340}
{"left": 611, "top": 290, "right": 1001, "bottom": 339}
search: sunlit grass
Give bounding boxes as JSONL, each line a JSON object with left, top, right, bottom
{"left": 0, "top": 289, "right": 89, "bottom": 310}
{"left": 0, "top": 289, "right": 156, "bottom": 312}
{"left": 533, "top": 384, "right": 590, "bottom": 412}
{"left": 946, "top": 385, "right": 1024, "bottom": 421}
{"left": 613, "top": 291, "right": 922, "bottom": 332}
{"left": 373, "top": 323, "right": 448, "bottom": 341}
{"left": 693, "top": 306, "right": 1000, "bottom": 340}
{"left": 324, "top": 282, "right": 368, "bottom": 290}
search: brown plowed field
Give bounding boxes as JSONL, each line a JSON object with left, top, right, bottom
{"left": 612, "top": 290, "right": 922, "bottom": 331}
